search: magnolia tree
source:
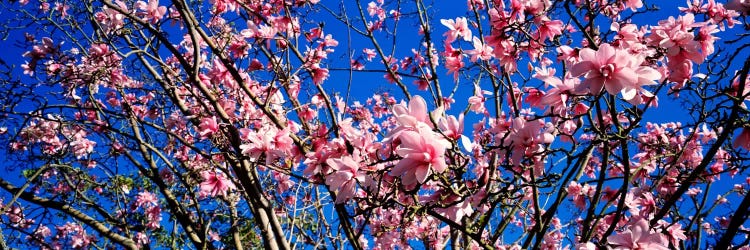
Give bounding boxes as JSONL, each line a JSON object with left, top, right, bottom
{"left": 1, "top": 0, "right": 750, "bottom": 249}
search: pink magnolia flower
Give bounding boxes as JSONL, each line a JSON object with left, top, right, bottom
{"left": 199, "top": 116, "right": 220, "bottom": 139}
{"left": 466, "top": 37, "right": 494, "bottom": 62}
{"left": 440, "top": 17, "right": 472, "bottom": 43}
{"left": 506, "top": 117, "right": 555, "bottom": 166}
{"left": 437, "top": 113, "right": 464, "bottom": 141}
{"left": 239, "top": 127, "right": 288, "bottom": 165}
{"left": 392, "top": 95, "right": 430, "bottom": 128}
{"left": 413, "top": 78, "right": 430, "bottom": 90}
{"left": 611, "top": 22, "right": 642, "bottom": 44}
{"left": 489, "top": 37, "right": 519, "bottom": 72}
{"left": 207, "top": 58, "right": 231, "bottom": 85}
{"left": 363, "top": 48, "right": 377, "bottom": 61}
{"left": 662, "top": 222, "right": 687, "bottom": 247}
{"left": 135, "top": 191, "right": 158, "bottom": 208}
{"left": 309, "top": 63, "right": 330, "bottom": 84}
{"left": 435, "top": 200, "right": 473, "bottom": 222}
{"left": 535, "top": 17, "right": 564, "bottom": 42}
{"left": 70, "top": 135, "right": 95, "bottom": 159}
{"left": 134, "top": 232, "right": 149, "bottom": 246}
{"left": 145, "top": 205, "right": 162, "bottom": 229}
{"left": 468, "top": 85, "right": 488, "bottom": 114}
{"left": 623, "top": 0, "right": 644, "bottom": 11}
{"left": 391, "top": 126, "right": 451, "bottom": 187}
{"left": 367, "top": 1, "right": 386, "bottom": 20}
{"left": 608, "top": 218, "right": 669, "bottom": 250}
{"left": 33, "top": 226, "right": 51, "bottom": 239}
{"left": 325, "top": 156, "right": 366, "bottom": 204}
{"left": 53, "top": 2, "right": 70, "bottom": 18}
{"left": 444, "top": 48, "right": 464, "bottom": 81}
{"left": 647, "top": 14, "right": 704, "bottom": 64}
{"left": 136, "top": 0, "right": 167, "bottom": 24}
{"left": 70, "top": 231, "right": 92, "bottom": 248}
{"left": 200, "top": 171, "right": 236, "bottom": 197}
{"left": 571, "top": 43, "right": 659, "bottom": 101}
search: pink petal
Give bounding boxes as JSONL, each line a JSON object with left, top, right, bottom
{"left": 398, "top": 131, "right": 423, "bottom": 149}
{"left": 409, "top": 95, "right": 428, "bottom": 123}
{"left": 571, "top": 61, "right": 595, "bottom": 77}
{"left": 391, "top": 158, "right": 418, "bottom": 176}
{"left": 414, "top": 165, "right": 431, "bottom": 184}
{"left": 431, "top": 159, "right": 448, "bottom": 173}
{"left": 630, "top": 219, "right": 650, "bottom": 242}
{"left": 326, "top": 172, "right": 353, "bottom": 190}
{"left": 392, "top": 104, "right": 408, "bottom": 117}
{"left": 578, "top": 48, "right": 597, "bottom": 62}
{"left": 596, "top": 44, "right": 616, "bottom": 66}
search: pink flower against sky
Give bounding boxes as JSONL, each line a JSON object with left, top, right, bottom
{"left": 393, "top": 95, "right": 429, "bottom": 126}
{"left": 437, "top": 113, "right": 464, "bottom": 141}
{"left": 135, "top": 191, "right": 158, "bottom": 208}
{"left": 440, "top": 17, "right": 472, "bottom": 43}
{"left": 507, "top": 117, "right": 554, "bottom": 150}
{"left": 200, "top": 171, "right": 236, "bottom": 197}
{"left": 199, "top": 116, "right": 219, "bottom": 139}
{"left": 136, "top": 0, "right": 167, "bottom": 24}
{"left": 239, "top": 127, "right": 291, "bottom": 165}
{"left": 608, "top": 218, "right": 669, "bottom": 250}
{"left": 444, "top": 46, "right": 465, "bottom": 82}
{"left": 95, "top": 0, "right": 128, "bottom": 32}
{"left": 535, "top": 17, "right": 564, "bottom": 42}
{"left": 325, "top": 155, "right": 366, "bottom": 204}
{"left": 624, "top": 0, "right": 644, "bottom": 11}
{"left": 391, "top": 126, "right": 451, "bottom": 187}
{"left": 467, "top": 37, "right": 494, "bottom": 62}
{"left": 571, "top": 43, "right": 660, "bottom": 101}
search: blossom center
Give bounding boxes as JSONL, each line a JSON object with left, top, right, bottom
{"left": 599, "top": 64, "right": 616, "bottom": 78}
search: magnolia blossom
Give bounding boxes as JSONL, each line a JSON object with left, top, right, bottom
{"left": 662, "top": 222, "right": 687, "bottom": 247}
{"left": 145, "top": 205, "right": 162, "bottom": 229}
{"left": 385, "top": 95, "right": 432, "bottom": 143}
{"left": 440, "top": 17, "right": 472, "bottom": 43}
{"left": 437, "top": 113, "right": 464, "bottom": 140}
{"left": 506, "top": 117, "right": 555, "bottom": 166}
{"left": 571, "top": 43, "right": 660, "bottom": 101}
{"left": 325, "top": 156, "right": 366, "bottom": 204}
{"left": 435, "top": 200, "right": 473, "bottom": 222}
{"left": 95, "top": 0, "right": 128, "bottom": 32}
{"left": 198, "top": 116, "right": 219, "bottom": 139}
{"left": 363, "top": 48, "right": 377, "bottom": 61}
{"left": 444, "top": 46, "right": 464, "bottom": 81}
{"left": 135, "top": 191, "right": 158, "bottom": 208}
{"left": 136, "top": 0, "right": 167, "bottom": 24}
{"left": 309, "top": 63, "right": 330, "bottom": 84}
{"left": 200, "top": 171, "right": 236, "bottom": 197}
{"left": 609, "top": 218, "right": 669, "bottom": 250}
{"left": 70, "top": 135, "right": 95, "bottom": 159}
{"left": 466, "top": 37, "right": 493, "bottom": 62}
{"left": 535, "top": 18, "right": 564, "bottom": 42}
{"left": 468, "top": 85, "right": 489, "bottom": 114}
{"left": 624, "top": 0, "right": 644, "bottom": 11}
{"left": 239, "top": 127, "right": 292, "bottom": 165}
{"left": 391, "top": 126, "right": 451, "bottom": 187}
